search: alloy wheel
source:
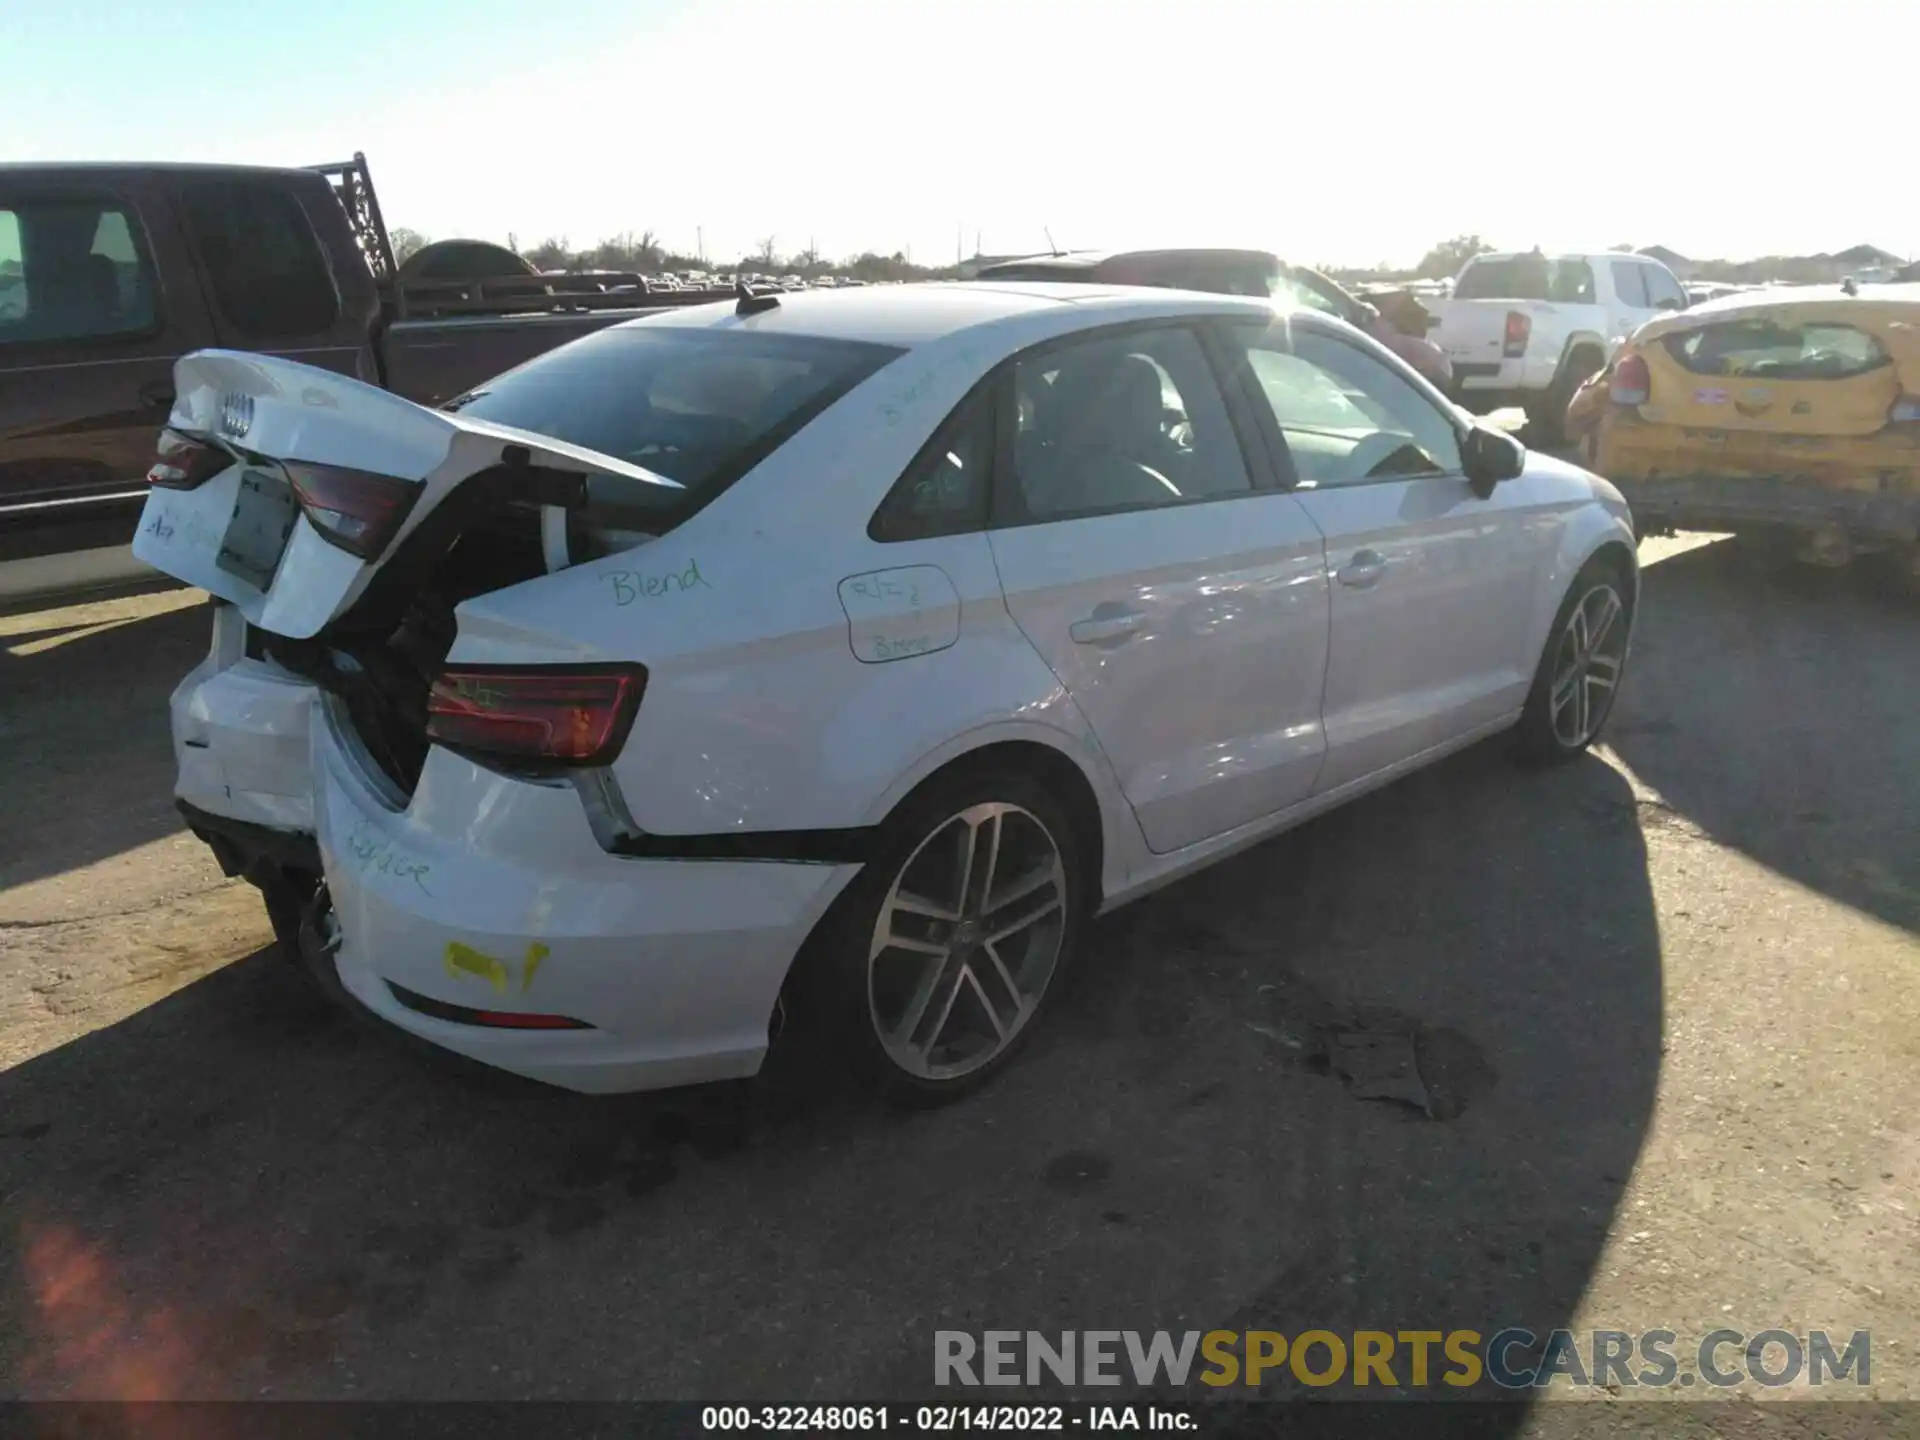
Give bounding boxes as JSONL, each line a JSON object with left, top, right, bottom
{"left": 1549, "top": 583, "right": 1628, "bottom": 748}
{"left": 866, "top": 802, "right": 1068, "bottom": 1081}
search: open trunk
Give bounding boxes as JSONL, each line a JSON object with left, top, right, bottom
{"left": 134, "top": 351, "right": 678, "bottom": 792}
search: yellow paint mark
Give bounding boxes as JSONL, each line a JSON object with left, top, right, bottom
{"left": 444, "top": 942, "right": 510, "bottom": 995}
{"left": 442, "top": 940, "right": 551, "bottom": 995}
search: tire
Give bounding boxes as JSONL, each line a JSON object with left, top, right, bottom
{"left": 257, "top": 866, "right": 345, "bottom": 1005}
{"left": 805, "top": 768, "right": 1089, "bottom": 1108}
{"left": 1525, "top": 348, "right": 1604, "bottom": 449}
{"left": 1513, "top": 556, "right": 1634, "bottom": 765}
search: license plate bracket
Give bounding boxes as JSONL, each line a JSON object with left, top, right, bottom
{"left": 217, "top": 469, "right": 301, "bottom": 590}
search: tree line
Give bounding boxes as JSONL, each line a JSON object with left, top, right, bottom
{"left": 389, "top": 227, "right": 965, "bottom": 282}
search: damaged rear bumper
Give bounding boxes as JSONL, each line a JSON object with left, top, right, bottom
{"left": 1611, "top": 476, "right": 1920, "bottom": 546}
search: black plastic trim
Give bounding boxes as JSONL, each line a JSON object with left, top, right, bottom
{"left": 607, "top": 824, "right": 878, "bottom": 865}
{"left": 176, "top": 798, "right": 321, "bottom": 877}
{"left": 386, "top": 980, "right": 594, "bottom": 1030}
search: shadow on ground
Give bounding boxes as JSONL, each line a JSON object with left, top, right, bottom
{"left": 0, "top": 590, "right": 209, "bottom": 892}
{"left": 1608, "top": 537, "right": 1920, "bottom": 937}
{"left": 0, "top": 731, "right": 1661, "bottom": 1427}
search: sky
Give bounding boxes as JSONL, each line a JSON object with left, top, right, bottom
{"left": 2, "top": 0, "right": 1912, "bottom": 271}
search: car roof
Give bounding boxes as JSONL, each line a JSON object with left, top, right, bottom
{"left": 0, "top": 160, "right": 319, "bottom": 182}
{"left": 617, "top": 280, "right": 1283, "bottom": 346}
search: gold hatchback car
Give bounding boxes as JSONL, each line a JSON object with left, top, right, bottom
{"left": 1569, "top": 286, "right": 1920, "bottom": 577}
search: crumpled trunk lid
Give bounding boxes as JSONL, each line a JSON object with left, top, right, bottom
{"left": 132, "top": 350, "right": 677, "bottom": 640}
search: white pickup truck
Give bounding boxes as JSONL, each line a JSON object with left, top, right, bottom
{"left": 1429, "top": 250, "right": 1690, "bottom": 443}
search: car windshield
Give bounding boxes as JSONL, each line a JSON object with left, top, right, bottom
{"left": 446, "top": 326, "right": 902, "bottom": 517}
{"left": 1663, "top": 320, "right": 1892, "bottom": 381}
{"left": 1454, "top": 256, "right": 1595, "bottom": 304}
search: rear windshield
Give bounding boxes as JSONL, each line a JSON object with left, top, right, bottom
{"left": 1454, "top": 255, "right": 1595, "bottom": 304}
{"left": 1661, "top": 320, "right": 1891, "bottom": 381}
{"left": 446, "top": 325, "right": 902, "bottom": 517}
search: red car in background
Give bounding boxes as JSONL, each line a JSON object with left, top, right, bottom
{"left": 972, "top": 248, "right": 1454, "bottom": 390}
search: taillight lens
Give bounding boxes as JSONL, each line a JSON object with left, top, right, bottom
{"left": 1503, "top": 311, "right": 1532, "bottom": 358}
{"left": 146, "top": 428, "right": 230, "bottom": 490}
{"left": 1889, "top": 395, "right": 1920, "bottom": 424}
{"left": 283, "top": 462, "right": 420, "bottom": 560}
{"left": 1611, "top": 353, "right": 1651, "bottom": 406}
{"left": 425, "top": 665, "right": 646, "bottom": 767}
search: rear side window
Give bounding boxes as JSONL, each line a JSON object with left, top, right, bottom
{"left": 181, "top": 180, "right": 339, "bottom": 341}
{"left": 448, "top": 325, "right": 902, "bottom": 519}
{"left": 0, "top": 198, "right": 159, "bottom": 346}
{"left": 1455, "top": 256, "right": 1596, "bottom": 304}
{"left": 1663, "top": 321, "right": 1891, "bottom": 381}
{"left": 871, "top": 387, "right": 995, "bottom": 540}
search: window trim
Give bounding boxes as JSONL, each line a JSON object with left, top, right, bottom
{"left": 985, "top": 316, "right": 1284, "bottom": 532}
{"left": 867, "top": 369, "right": 1002, "bottom": 542}
{"left": 0, "top": 187, "right": 169, "bottom": 354}
{"left": 179, "top": 177, "right": 345, "bottom": 344}
{"left": 1222, "top": 314, "right": 1473, "bottom": 494}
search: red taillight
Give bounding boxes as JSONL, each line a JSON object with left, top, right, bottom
{"left": 283, "top": 462, "right": 420, "bottom": 560}
{"left": 425, "top": 665, "right": 646, "bottom": 767}
{"left": 145, "top": 428, "right": 230, "bottom": 490}
{"left": 1890, "top": 395, "right": 1920, "bottom": 424}
{"left": 1611, "top": 352, "right": 1651, "bottom": 406}
{"left": 1503, "top": 310, "right": 1532, "bottom": 358}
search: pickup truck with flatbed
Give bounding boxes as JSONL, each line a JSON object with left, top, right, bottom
{"left": 0, "top": 154, "right": 710, "bottom": 599}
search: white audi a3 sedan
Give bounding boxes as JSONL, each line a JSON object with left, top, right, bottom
{"left": 134, "top": 281, "right": 1638, "bottom": 1105}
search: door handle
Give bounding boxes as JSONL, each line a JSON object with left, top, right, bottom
{"left": 138, "top": 380, "right": 176, "bottom": 410}
{"left": 1336, "top": 549, "right": 1388, "bottom": 589}
{"left": 1069, "top": 608, "right": 1148, "bottom": 645}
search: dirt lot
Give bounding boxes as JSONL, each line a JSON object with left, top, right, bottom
{"left": 1, "top": 539, "right": 1916, "bottom": 1427}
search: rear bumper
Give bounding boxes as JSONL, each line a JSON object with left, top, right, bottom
{"left": 309, "top": 701, "right": 860, "bottom": 1095}
{"left": 1611, "top": 476, "right": 1920, "bottom": 543}
{"left": 170, "top": 606, "right": 319, "bottom": 834}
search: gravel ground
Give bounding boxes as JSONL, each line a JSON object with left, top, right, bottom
{"left": 0, "top": 537, "right": 1915, "bottom": 1432}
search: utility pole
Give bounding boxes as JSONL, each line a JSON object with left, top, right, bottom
{"left": 697, "top": 226, "right": 703, "bottom": 263}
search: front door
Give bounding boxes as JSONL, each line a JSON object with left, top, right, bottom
{"left": 986, "top": 321, "right": 1331, "bottom": 854}
{"left": 1222, "top": 317, "right": 1551, "bottom": 793}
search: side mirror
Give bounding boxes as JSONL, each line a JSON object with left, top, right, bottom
{"left": 1654, "top": 296, "right": 1686, "bottom": 312}
{"left": 1463, "top": 423, "right": 1525, "bottom": 498}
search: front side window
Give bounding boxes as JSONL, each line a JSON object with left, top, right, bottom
{"left": 1233, "top": 323, "right": 1462, "bottom": 489}
{"left": 0, "top": 198, "right": 159, "bottom": 345}
{"left": 1611, "top": 260, "right": 1650, "bottom": 308}
{"left": 1008, "top": 325, "right": 1251, "bottom": 521}
{"left": 1642, "top": 265, "right": 1689, "bottom": 309}
{"left": 181, "top": 180, "right": 339, "bottom": 340}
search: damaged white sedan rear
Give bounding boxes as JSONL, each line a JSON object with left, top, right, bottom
{"left": 140, "top": 282, "right": 1639, "bottom": 1104}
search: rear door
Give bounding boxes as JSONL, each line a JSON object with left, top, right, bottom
{"left": 0, "top": 179, "right": 216, "bottom": 528}
{"left": 986, "top": 321, "right": 1332, "bottom": 854}
{"left": 1223, "top": 317, "right": 1558, "bottom": 791}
